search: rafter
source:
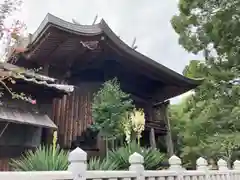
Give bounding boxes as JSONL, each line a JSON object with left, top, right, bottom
{"left": 26, "top": 32, "right": 51, "bottom": 59}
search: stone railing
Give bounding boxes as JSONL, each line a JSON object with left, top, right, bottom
{"left": 0, "top": 147, "right": 240, "bottom": 180}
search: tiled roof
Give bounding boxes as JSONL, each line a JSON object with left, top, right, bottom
{"left": 0, "top": 63, "right": 74, "bottom": 93}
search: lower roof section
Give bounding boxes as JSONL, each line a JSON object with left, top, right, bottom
{"left": 0, "top": 62, "right": 74, "bottom": 94}
{"left": 0, "top": 106, "right": 57, "bottom": 129}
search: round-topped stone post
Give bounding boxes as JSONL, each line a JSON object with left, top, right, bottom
{"left": 234, "top": 160, "right": 240, "bottom": 170}
{"left": 217, "top": 159, "right": 228, "bottom": 170}
{"left": 129, "top": 152, "right": 144, "bottom": 180}
{"left": 168, "top": 155, "right": 182, "bottom": 170}
{"left": 129, "top": 152, "right": 144, "bottom": 171}
{"left": 196, "top": 157, "right": 208, "bottom": 170}
{"left": 68, "top": 147, "right": 87, "bottom": 180}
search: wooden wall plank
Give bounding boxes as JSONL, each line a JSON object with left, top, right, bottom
{"left": 51, "top": 83, "right": 95, "bottom": 148}
{"left": 51, "top": 82, "right": 167, "bottom": 151}
{"left": 0, "top": 159, "right": 10, "bottom": 171}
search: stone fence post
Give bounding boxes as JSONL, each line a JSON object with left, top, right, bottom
{"left": 196, "top": 157, "right": 208, "bottom": 170}
{"left": 196, "top": 157, "right": 210, "bottom": 180}
{"left": 168, "top": 155, "right": 184, "bottom": 180}
{"left": 168, "top": 155, "right": 183, "bottom": 171}
{"left": 68, "top": 147, "right": 87, "bottom": 180}
{"left": 129, "top": 152, "right": 145, "bottom": 180}
{"left": 218, "top": 159, "right": 230, "bottom": 180}
{"left": 234, "top": 160, "right": 240, "bottom": 170}
{"left": 217, "top": 159, "right": 228, "bottom": 171}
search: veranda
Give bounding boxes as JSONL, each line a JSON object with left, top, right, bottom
{"left": 1, "top": 147, "right": 240, "bottom": 180}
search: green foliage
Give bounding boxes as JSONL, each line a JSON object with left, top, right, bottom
{"left": 10, "top": 143, "right": 165, "bottom": 171}
{"left": 91, "top": 78, "right": 134, "bottom": 139}
{"left": 182, "top": 60, "right": 206, "bottom": 79}
{"left": 9, "top": 145, "right": 69, "bottom": 171}
{"left": 88, "top": 157, "right": 119, "bottom": 170}
{"left": 203, "top": 133, "right": 240, "bottom": 159}
{"left": 172, "top": 0, "right": 240, "bottom": 65}
{"left": 107, "top": 142, "right": 165, "bottom": 170}
{"left": 169, "top": 60, "right": 240, "bottom": 167}
{"left": 88, "top": 142, "right": 165, "bottom": 170}
{"left": 168, "top": 97, "right": 190, "bottom": 155}
{"left": 170, "top": 0, "right": 240, "bottom": 167}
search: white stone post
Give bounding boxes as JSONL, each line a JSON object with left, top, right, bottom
{"left": 168, "top": 155, "right": 182, "bottom": 170}
{"left": 168, "top": 155, "right": 184, "bottom": 180}
{"left": 196, "top": 157, "right": 210, "bottom": 180}
{"left": 233, "top": 160, "right": 240, "bottom": 180}
{"left": 217, "top": 159, "right": 228, "bottom": 170}
{"left": 218, "top": 159, "right": 231, "bottom": 180}
{"left": 68, "top": 147, "right": 87, "bottom": 180}
{"left": 234, "top": 160, "right": 240, "bottom": 170}
{"left": 196, "top": 157, "right": 208, "bottom": 170}
{"left": 129, "top": 152, "right": 145, "bottom": 180}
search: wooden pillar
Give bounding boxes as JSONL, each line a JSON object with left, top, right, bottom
{"left": 97, "top": 134, "right": 106, "bottom": 157}
{"left": 162, "top": 101, "right": 174, "bottom": 156}
{"left": 149, "top": 128, "right": 156, "bottom": 148}
{"left": 42, "top": 63, "right": 54, "bottom": 146}
{"left": 154, "top": 101, "right": 174, "bottom": 156}
{"left": 41, "top": 100, "right": 54, "bottom": 145}
{"left": 146, "top": 104, "right": 157, "bottom": 148}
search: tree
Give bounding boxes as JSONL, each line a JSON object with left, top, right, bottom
{"left": 168, "top": 96, "right": 190, "bottom": 155}
{"left": 170, "top": 0, "right": 240, "bottom": 166}
{"left": 170, "top": 58, "right": 240, "bottom": 167}
{"left": 202, "top": 132, "right": 240, "bottom": 168}
{"left": 0, "top": 0, "right": 25, "bottom": 48}
{"left": 91, "top": 78, "right": 134, "bottom": 150}
{"left": 0, "top": 0, "right": 34, "bottom": 104}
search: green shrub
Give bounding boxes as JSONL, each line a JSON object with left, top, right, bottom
{"left": 10, "top": 145, "right": 69, "bottom": 171}
{"left": 107, "top": 142, "right": 166, "bottom": 170}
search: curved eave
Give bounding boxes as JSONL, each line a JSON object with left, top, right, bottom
{"left": 27, "top": 13, "right": 202, "bottom": 88}
{"left": 28, "top": 13, "right": 103, "bottom": 50}
{"left": 98, "top": 19, "right": 203, "bottom": 87}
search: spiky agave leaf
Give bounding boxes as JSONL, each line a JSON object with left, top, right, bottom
{"left": 10, "top": 145, "right": 69, "bottom": 171}
{"left": 88, "top": 156, "right": 119, "bottom": 170}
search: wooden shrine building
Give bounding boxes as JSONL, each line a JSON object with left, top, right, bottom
{"left": 6, "top": 14, "right": 202, "bottom": 158}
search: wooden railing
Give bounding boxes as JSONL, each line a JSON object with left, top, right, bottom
{"left": 1, "top": 147, "right": 240, "bottom": 180}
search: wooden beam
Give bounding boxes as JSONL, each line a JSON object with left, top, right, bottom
{"left": 104, "top": 41, "right": 177, "bottom": 83}
{"left": 42, "top": 36, "right": 70, "bottom": 64}
{"left": 151, "top": 86, "right": 190, "bottom": 105}
{"left": 145, "top": 121, "right": 166, "bottom": 131}
{"left": 70, "top": 50, "right": 103, "bottom": 72}
{"left": 26, "top": 32, "right": 51, "bottom": 59}
{"left": 130, "top": 94, "right": 148, "bottom": 103}
{"left": 153, "top": 100, "right": 170, "bottom": 108}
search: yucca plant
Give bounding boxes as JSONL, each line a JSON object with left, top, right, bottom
{"left": 10, "top": 145, "right": 69, "bottom": 171}
{"left": 108, "top": 142, "right": 166, "bottom": 170}
{"left": 88, "top": 157, "right": 119, "bottom": 170}
{"left": 10, "top": 131, "right": 69, "bottom": 171}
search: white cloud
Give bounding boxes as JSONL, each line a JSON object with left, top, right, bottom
{"left": 19, "top": 0, "right": 202, "bottom": 71}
